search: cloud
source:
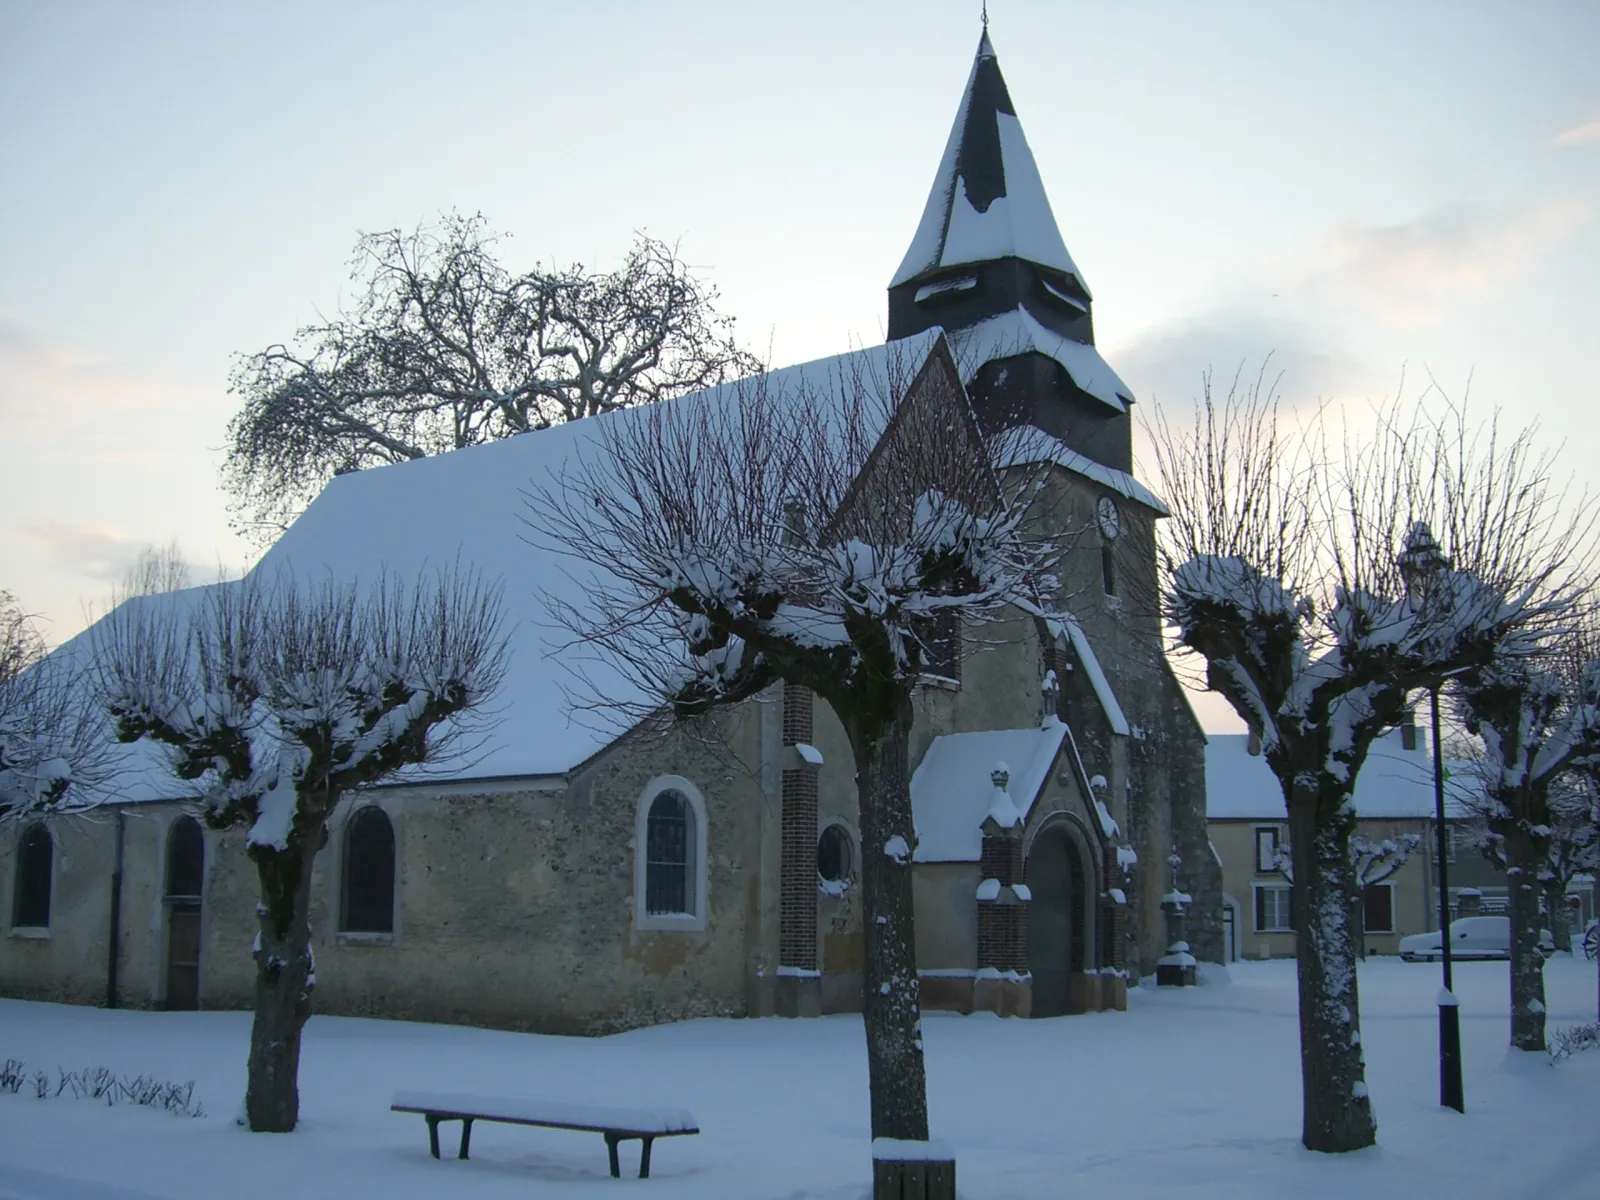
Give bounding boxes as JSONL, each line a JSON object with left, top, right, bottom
{"left": 0, "top": 313, "right": 192, "bottom": 449}
{"left": 19, "top": 519, "right": 151, "bottom": 584}
{"left": 1552, "top": 118, "right": 1600, "bottom": 146}
{"left": 1306, "top": 199, "right": 1592, "bottom": 328}
{"left": 1108, "top": 316, "right": 1385, "bottom": 413}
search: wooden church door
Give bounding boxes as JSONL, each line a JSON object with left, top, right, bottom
{"left": 1026, "top": 825, "right": 1078, "bottom": 1018}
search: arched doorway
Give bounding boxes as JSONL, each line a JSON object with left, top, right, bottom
{"left": 164, "top": 816, "right": 204, "bottom": 1010}
{"left": 1026, "top": 819, "right": 1094, "bottom": 1018}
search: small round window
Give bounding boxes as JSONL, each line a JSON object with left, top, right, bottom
{"left": 817, "top": 824, "right": 854, "bottom": 894}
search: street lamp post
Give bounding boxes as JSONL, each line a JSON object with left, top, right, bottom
{"left": 1399, "top": 521, "right": 1465, "bottom": 1114}
{"left": 1431, "top": 683, "right": 1464, "bottom": 1112}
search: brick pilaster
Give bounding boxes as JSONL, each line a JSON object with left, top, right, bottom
{"left": 779, "top": 685, "right": 817, "bottom": 973}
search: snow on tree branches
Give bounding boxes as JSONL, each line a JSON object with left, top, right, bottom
{"left": 225, "top": 214, "right": 760, "bottom": 541}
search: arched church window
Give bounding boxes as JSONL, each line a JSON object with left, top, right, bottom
{"left": 12, "top": 822, "right": 52, "bottom": 928}
{"left": 645, "top": 790, "right": 692, "bottom": 915}
{"left": 817, "top": 823, "right": 854, "bottom": 894}
{"left": 165, "top": 816, "right": 204, "bottom": 900}
{"left": 341, "top": 805, "right": 395, "bottom": 934}
{"left": 634, "top": 777, "right": 708, "bottom": 931}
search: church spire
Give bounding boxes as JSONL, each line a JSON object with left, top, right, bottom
{"left": 888, "top": 26, "right": 1136, "bottom": 466}
{"left": 889, "top": 28, "right": 1083, "bottom": 295}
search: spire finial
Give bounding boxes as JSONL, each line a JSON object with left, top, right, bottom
{"left": 982, "top": 1, "right": 988, "bottom": 29}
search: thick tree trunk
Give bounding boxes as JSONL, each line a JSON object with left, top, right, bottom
{"left": 1288, "top": 793, "right": 1376, "bottom": 1153}
{"left": 1502, "top": 824, "right": 1548, "bottom": 1052}
{"left": 1543, "top": 879, "right": 1571, "bottom": 954}
{"left": 846, "top": 696, "right": 929, "bottom": 1144}
{"left": 245, "top": 836, "right": 321, "bottom": 1132}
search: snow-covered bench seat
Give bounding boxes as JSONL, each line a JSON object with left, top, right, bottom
{"left": 391, "top": 1090, "right": 699, "bottom": 1179}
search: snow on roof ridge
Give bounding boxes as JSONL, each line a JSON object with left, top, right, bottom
{"left": 989, "top": 426, "right": 1169, "bottom": 516}
{"left": 949, "top": 308, "right": 1131, "bottom": 413}
{"left": 1049, "top": 613, "right": 1131, "bottom": 737}
{"left": 890, "top": 31, "right": 1080, "bottom": 289}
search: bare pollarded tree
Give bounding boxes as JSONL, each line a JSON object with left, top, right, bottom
{"left": 93, "top": 567, "right": 507, "bottom": 1132}
{"left": 526, "top": 337, "right": 1060, "bottom": 1164}
{"left": 1454, "top": 622, "right": 1600, "bottom": 1049}
{"left": 225, "top": 213, "right": 761, "bottom": 541}
{"left": 1148, "top": 373, "right": 1591, "bottom": 1152}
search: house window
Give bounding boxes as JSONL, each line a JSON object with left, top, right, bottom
{"left": 817, "top": 823, "right": 854, "bottom": 890}
{"left": 1101, "top": 545, "right": 1117, "bottom": 597}
{"left": 921, "top": 610, "right": 960, "bottom": 683}
{"left": 1361, "top": 883, "right": 1395, "bottom": 934}
{"left": 165, "top": 816, "right": 204, "bottom": 900}
{"left": 12, "top": 822, "right": 52, "bottom": 928}
{"left": 1254, "top": 883, "right": 1294, "bottom": 933}
{"left": 634, "top": 777, "right": 709, "bottom": 931}
{"left": 1430, "top": 824, "right": 1457, "bottom": 864}
{"left": 341, "top": 806, "right": 395, "bottom": 934}
{"left": 1254, "top": 827, "right": 1281, "bottom": 874}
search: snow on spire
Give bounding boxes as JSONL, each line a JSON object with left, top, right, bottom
{"left": 890, "top": 28, "right": 1082, "bottom": 290}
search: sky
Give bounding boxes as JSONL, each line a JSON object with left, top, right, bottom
{"left": 2, "top": 0, "right": 1598, "bottom": 733}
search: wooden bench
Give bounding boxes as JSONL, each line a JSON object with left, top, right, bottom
{"left": 391, "top": 1091, "right": 699, "bottom": 1179}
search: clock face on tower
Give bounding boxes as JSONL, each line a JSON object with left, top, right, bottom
{"left": 1096, "top": 496, "right": 1121, "bottom": 541}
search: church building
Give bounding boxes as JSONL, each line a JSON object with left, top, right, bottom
{"left": 1, "top": 31, "right": 1217, "bottom": 1030}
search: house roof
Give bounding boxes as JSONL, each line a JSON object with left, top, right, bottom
{"left": 890, "top": 30, "right": 1082, "bottom": 292}
{"left": 1205, "top": 730, "right": 1477, "bottom": 821}
{"left": 911, "top": 723, "right": 1067, "bottom": 861}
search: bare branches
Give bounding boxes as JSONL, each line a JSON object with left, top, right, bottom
{"left": 94, "top": 566, "right": 508, "bottom": 841}
{"left": 225, "top": 214, "right": 761, "bottom": 541}
{"left": 525, "top": 339, "right": 1060, "bottom": 736}
{"left": 0, "top": 590, "right": 45, "bottom": 687}
{"left": 0, "top": 590, "right": 112, "bottom": 817}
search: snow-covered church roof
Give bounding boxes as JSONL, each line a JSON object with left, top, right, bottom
{"left": 890, "top": 29, "right": 1083, "bottom": 293}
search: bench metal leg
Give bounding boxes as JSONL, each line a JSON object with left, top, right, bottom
{"left": 425, "top": 1115, "right": 441, "bottom": 1160}
{"left": 605, "top": 1133, "right": 621, "bottom": 1179}
{"left": 638, "top": 1136, "right": 654, "bottom": 1179}
{"left": 458, "top": 1117, "right": 473, "bottom": 1160}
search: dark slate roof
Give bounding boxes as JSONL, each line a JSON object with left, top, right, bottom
{"left": 890, "top": 30, "right": 1082, "bottom": 290}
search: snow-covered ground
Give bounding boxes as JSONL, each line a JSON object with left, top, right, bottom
{"left": 2, "top": 957, "right": 1597, "bottom": 1200}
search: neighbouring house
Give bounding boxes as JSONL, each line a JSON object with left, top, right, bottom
{"left": 2, "top": 28, "right": 1215, "bottom": 1031}
{"left": 1207, "top": 722, "right": 1593, "bottom": 960}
